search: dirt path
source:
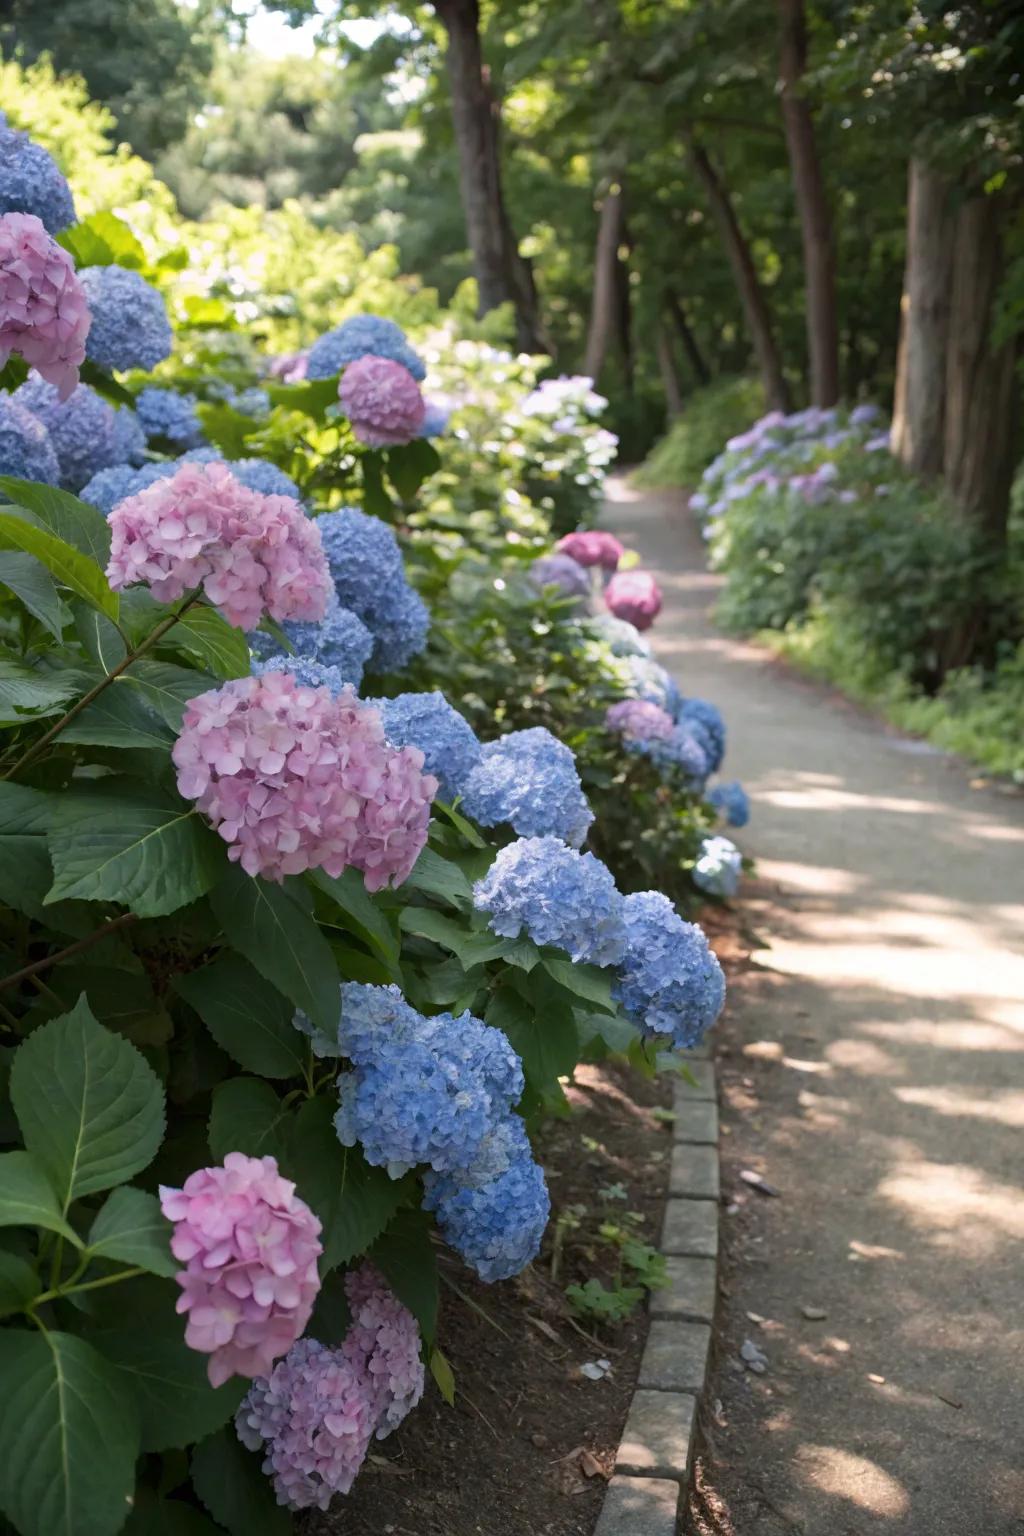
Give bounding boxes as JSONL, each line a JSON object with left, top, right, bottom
{"left": 603, "top": 477, "right": 1024, "bottom": 1535}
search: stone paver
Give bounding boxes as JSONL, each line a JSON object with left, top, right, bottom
{"left": 672, "top": 1060, "right": 715, "bottom": 1101}
{"left": 671, "top": 1098, "right": 718, "bottom": 1144}
{"left": 639, "top": 1320, "right": 711, "bottom": 1393}
{"left": 661, "top": 1196, "right": 718, "bottom": 1257}
{"left": 669, "top": 1142, "right": 719, "bottom": 1199}
{"left": 650, "top": 1255, "right": 716, "bottom": 1322}
{"left": 616, "top": 1390, "right": 696, "bottom": 1478}
{"left": 594, "top": 1476, "right": 679, "bottom": 1536}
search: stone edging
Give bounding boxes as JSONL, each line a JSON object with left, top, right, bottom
{"left": 595, "top": 1051, "right": 719, "bottom": 1536}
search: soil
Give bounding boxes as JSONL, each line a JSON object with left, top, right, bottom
{"left": 311, "top": 1059, "right": 673, "bottom": 1536}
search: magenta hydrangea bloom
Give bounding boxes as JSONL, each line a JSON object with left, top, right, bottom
{"left": 605, "top": 698, "right": 674, "bottom": 742}
{"left": 605, "top": 569, "right": 663, "bottom": 631}
{"left": 556, "top": 529, "right": 624, "bottom": 571}
{"left": 172, "top": 673, "right": 437, "bottom": 885}
{"left": 106, "top": 461, "right": 331, "bottom": 630}
{"left": 338, "top": 354, "right": 426, "bottom": 448}
{"left": 159, "top": 1152, "right": 323, "bottom": 1389}
{"left": 0, "top": 212, "right": 89, "bottom": 400}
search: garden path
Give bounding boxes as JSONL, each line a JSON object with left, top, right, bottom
{"left": 602, "top": 477, "right": 1024, "bottom": 1535}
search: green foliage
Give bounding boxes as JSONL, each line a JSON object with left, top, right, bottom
{"left": 634, "top": 378, "right": 765, "bottom": 490}
{"left": 557, "top": 1196, "right": 667, "bottom": 1327}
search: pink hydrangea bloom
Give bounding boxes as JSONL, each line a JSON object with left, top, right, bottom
{"left": 338, "top": 354, "right": 426, "bottom": 448}
{"left": 605, "top": 698, "right": 674, "bottom": 742}
{"left": 235, "top": 1264, "right": 424, "bottom": 1512}
{"left": 172, "top": 673, "right": 437, "bottom": 884}
{"left": 159, "top": 1152, "right": 323, "bottom": 1389}
{"left": 0, "top": 212, "right": 90, "bottom": 400}
{"left": 556, "top": 530, "right": 624, "bottom": 571}
{"left": 106, "top": 460, "right": 330, "bottom": 630}
{"left": 605, "top": 569, "right": 663, "bottom": 631}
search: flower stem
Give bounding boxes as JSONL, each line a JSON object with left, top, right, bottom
{"left": 30, "top": 1265, "right": 146, "bottom": 1310}
{"left": 0, "top": 912, "right": 137, "bottom": 994}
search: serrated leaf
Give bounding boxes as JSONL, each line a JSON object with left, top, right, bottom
{"left": 9, "top": 996, "right": 165, "bottom": 1209}
{"left": 371, "top": 1209, "right": 438, "bottom": 1343}
{"left": 541, "top": 955, "right": 617, "bottom": 1013}
{"left": 191, "top": 1428, "right": 291, "bottom": 1536}
{"left": 0, "top": 510, "right": 116, "bottom": 617}
{"left": 87, "top": 1187, "right": 177, "bottom": 1278}
{"left": 0, "top": 1250, "right": 39, "bottom": 1316}
{"left": 311, "top": 866, "right": 401, "bottom": 973}
{"left": 486, "top": 979, "right": 578, "bottom": 1094}
{"left": 0, "top": 479, "right": 112, "bottom": 565}
{"left": 403, "top": 846, "right": 473, "bottom": 907}
{"left": 287, "top": 1097, "right": 408, "bottom": 1272}
{"left": 123, "top": 659, "right": 211, "bottom": 729}
{"left": 208, "top": 1078, "right": 293, "bottom": 1164}
{"left": 0, "top": 1329, "right": 140, "bottom": 1536}
{"left": 175, "top": 953, "right": 307, "bottom": 1079}
{"left": 59, "top": 681, "right": 175, "bottom": 749}
{"left": 169, "top": 605, "right": 251, "bottom": 678}
{"left": 0, "top": 1152, "right": 81, "bottom": 1245}
{"left": 210, "top": 866, "right": 339, "bottom": 1031}
{"left": 0, "top": 657, "right": 79, "bottom": 721}
{"left": 0, "top": 551, "right": 63, "bottom": 640}
{"left": 97, "top": 1306, "right": 244, "bottom": 1453}
{"left": 46, "top": 786, "right": 225, "bottom": 917}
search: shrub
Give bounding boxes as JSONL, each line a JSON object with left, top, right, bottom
{"left": 633, "top": 375, "right": 764, "bottom": 489}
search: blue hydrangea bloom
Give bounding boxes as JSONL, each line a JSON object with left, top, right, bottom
{"left": 624, "top": 655, "right": 681, "bottom": 716}
{"left": 707, "top": 780, "right": 749, "bottom": 828}
{"left": 78, "top": 265, "right": 172, "bottom": 373}
{"left": 678, "top": 698, "right": 725, "bottom": 771}
{"left": 111, "top": 406, "right": 147, "bottom": 466}
{"left": 82, "top": 451, "right": 302, "bottom": 517}
{"left": 461, "top": 728, "right": 594, "bottom": 848}
{"left": 307, "top": 315, "right": 426, "bottom": 383}
{"left": 225, "top": 457, "right": 302, "bottom": 501}
{"left": 419, "top": 401, "right": 451, "bottom": 438}
{"left": 249, "top": 586, "right": 374, "bottom": 689}
{"left": 250, "top": 654, "right": 351, "bottom": 696}
{"left": 135, "top": 388, "right": 204, "bottom": 447}
{"left": 0, "top": 395, "right": 60, "bottom": 484}
{"left": 424, "top": 1121, "right": 550, "bottom": 1283}
{"left": 613, "top": 890, "right": 726, "bottom": 1050}
{"left": 229, "top": 387, "right": 271, "bottom": 418}
{"left": 375, "top": 691, "right": 481, "bottom": 801}
{"left": 474, "top": 836, "right": 626, "bottom": 966}
{"left": 80, "top": 463, "right": 139, "bottom": 514}
{"left": 0, "top": 122, "right": 76, "bottom": 233}
{"left": 315, "top": 507, "right": 430, "bottom": 673}
{"left": 632, "top": 722, "right": 710, "bottom": 787}
{"left": 14, "top": 377, "right": 120, "bottom": 490}
{"left": 692, "top": 835, "right": 743, "bottom": 899}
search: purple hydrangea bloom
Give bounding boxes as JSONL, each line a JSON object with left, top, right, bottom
{"left": 613, "top": 890, "right": 726, "bottom": 1050}
{"left": 529, "top": 551, "right": 592, "bottom": 603}
{"left": 461, "top": 727, "right": 593, "bottom": 847}
{"left": 473, "top": 836, "right": 626, "bottom": 966}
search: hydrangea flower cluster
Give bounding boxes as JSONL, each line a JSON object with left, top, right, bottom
{"left": 623, "top": 654, "right": 682, "bottom": 717}
{"left": 556, "top": 529, "right": 624, "bottom": 571}
{"left": 461, "top": 727, "right": 594, "bottom": 847}
{"left": 249, "top": 587, "right": 375, "bottom": 691}
{"left": 0, "top": 124, "right": 76, "bottom": 233}
{"left": 136, "top": 386, "right": 203, "bottom": 446}
{"left": 605, "top": 569, "right": 663, "bottom": 631}
{"left": 692, "top": 834, "right": 743, "bottom": 898}
{"left": 82, "top": 451, "right": 302, "bottom": 517}
{"left": 14, "top": 376, "right": 119, "bottom": 489}
{"left": 707, "top": 779, "right": 750, "bottom": 828}
{"left": 529, "top": 551, "right": 592, "bottom": 603}
{"left": 613, "top": 891, "right": 726, "bottom": 1050}
{"left": 474, "top": 836, "right": 626, "bottom": 966}
{"left": 419, "top": 399, "right": 451, "bottom": 438}
{"left": 173, "top": 676, "right": 436, "bottom": 885}
{"left": 316, "top": 507, "right": 430, "bottom": 672}
{"left": 644, "top": 723, "right": 710, "bottom": 785}
{"left": 605, "top": 698, "right": 674, "bottom": 743}
{"left": 0, "top": 214, "right": 89, "bottom": 399}
{"left": 338, "top": 354, "right": 426, "bottom": 447}
{"left": 590, "top": 613, "right": 651, "bottom": 658}
{"left": 424, "top": 1116, "right": 550, "bottom": 1284}
{"left": 159, "top": 1152, "right": 323, "bottom": 1388}
{"left": 0, "top": 393, "right": 59, "bottom": 483}
{"left": 373, "top": 691, "right": 481, "bottom": 801}
{"left": 678, "top": 698, "right": 726, "bottom": 772}
{"left": 78, "top": 264, "right": 172, "bottom": 372}
{"left": 111, "top": 405, "right": 146, "bottom": 466}
{"left": 236, "top": 1265, "right": 424, "bottom": 1512}
{"left": 107, "top": 461, "right": 331, "bottom": 628}
{"left": 307, "top": 314, "right": 426, "bottom": 382}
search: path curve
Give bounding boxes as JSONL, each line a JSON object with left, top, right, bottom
{"left": 603, "top": 476, "right": 1024, "bottom": 1535}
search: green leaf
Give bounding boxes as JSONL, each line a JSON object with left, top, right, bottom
{"left": 167, "top": 605, "right": 251, "bottom": 679}
{"left": 371, "top": 1209, "right": 438, "bottom": 1344}
{"left": 58, "top": 211, "right": 144, "bottom": 272}
{"left": 311, "top": 866, "right": 401, "bottom": 973}
{"left": 0, "top": 1152, "right": 81, "bottom": 1245}
{"left": 0, "top": 510, "right": 116, "bottom": 618}
{"left": 265, "top": 374, "right": 343, "bottom": 423}
{"left": 433, "top": 797, "right": 487, "bottom": 847}
{"left": 9, "top": 996, "right": 165, "bottom": 1208}
{"left": 360, "top": 452, "right": 394, "bottom": 517}
{"left": 0, "top": 1250, "right": 39, "bottom": 1317}
{"left": 429, "top": 1346, "right": 456, "bottom": 1406}
{"left": 47, "top": 786, "right": 225, "bottom": 917}
{"left": 0, "top": 551, "right": 63, "bottom": 640}
{"left": 0, "top": 783, "right": 55, "bottom": 917}
{"left": 385, "top": 438, "right": 441, "bottom": 501}
{"left": 59, "top": 682, "right": 175, "bottom": 750}
{"left": 403, "top": 846, "right": 473, "bottom": 908}
{"left": 87, "top": 1187, "right": 176, "bottom": 1278}
{"left": 541, "top": 955, "right": 617, "bottom": 1013}
{"left": 287, "top": 1097, "right": 408, "bottom": 1272}
{"left": 175, "top": 954, "right": 307, "bottom": 1079}
{"left": 211, "top": 866, "right": 340, "bottom": 1032}
{"left": 122, "top": 1490, "right": 227, "bottom": 1536}
{"left": 123, "top": 660, "right": 211, "bottom": 730}
{"left": 0, "top": 657, "right": 80, "bottom": 722}
{"left": 0, "top": 479, "right": 112, "bottom": 565}
{"left": 72, "top": 602, "right": 127, "bottom": 670}
{"left": 208, "top": 1078, "right": 293, "bottom": 1164}
{"left": 191, "top": 1429, "right": 291, "bottom": 1536}
{"left": 0, "top": 1329, "right": 140, "bottom": 1536}
{"left": 486, "top": 980, "right": 579, "bottom": 1093}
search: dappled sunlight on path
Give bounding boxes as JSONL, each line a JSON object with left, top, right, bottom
{"left": 603, "top": 477, "right": 1024, "bottom": 1535}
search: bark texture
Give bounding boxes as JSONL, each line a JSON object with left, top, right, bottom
{"left": 584, "top": 183, "right": 625, "bottom": 381}
{"left": 777, "top": 0, "right": 839, "bottom": 406}
{"left": 666, "top": 288, "right": 710, "bottom": 384}
{"left": 890, "top": 157, "right": 954, "bottom": 476}
{"left": 655, "top": 323, "right": 685, "bottom": 417}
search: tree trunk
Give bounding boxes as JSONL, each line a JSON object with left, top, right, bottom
{"left": 688, "top": 138, "right": 790, "bottom": 410}
{"left": 613, "top": 215, "right": 634, "bottom": 394}
{"left": 584, "top": 181, "right": 625, "bottom": 380}
{"left": 890, "top": 157, "right": 954, "bottom": 475}
{"left": 944, "top": 193, "right": 1019, "bottom": 546}
{"left": 777, "top": 0, "right": 839, "bottom": 406}
{"left": 655, "top": 323, "right": 684, "bottom": 417}
{"left": 434, "top": 0, "right": 545, "bottom": 352}
{"left": 665, "top": 288, "right": 710, "bottom": 384}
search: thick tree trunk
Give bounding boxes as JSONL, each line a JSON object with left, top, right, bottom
{"left": 665, "top": 288, "right": 710, "bottom": 385}
{"left": 688, "top": 138, "right": 790, "bottom": 411}
{"left": 777, "top": 0, "right": 839, "bottom": 406}
{"left": 583, "top": 182, "right": 624, "bottom": 381}
{"left": 655, "top": 323, "right": 684, "bottom": 417}
{"left": 434, "top": 0, "right": 545, "bottom": 352}
{"left": 890, "top": 157, "right": 954, "bottom": 475}
{"left": 944, "top": 193, "right": 1019, "bottom": 546}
